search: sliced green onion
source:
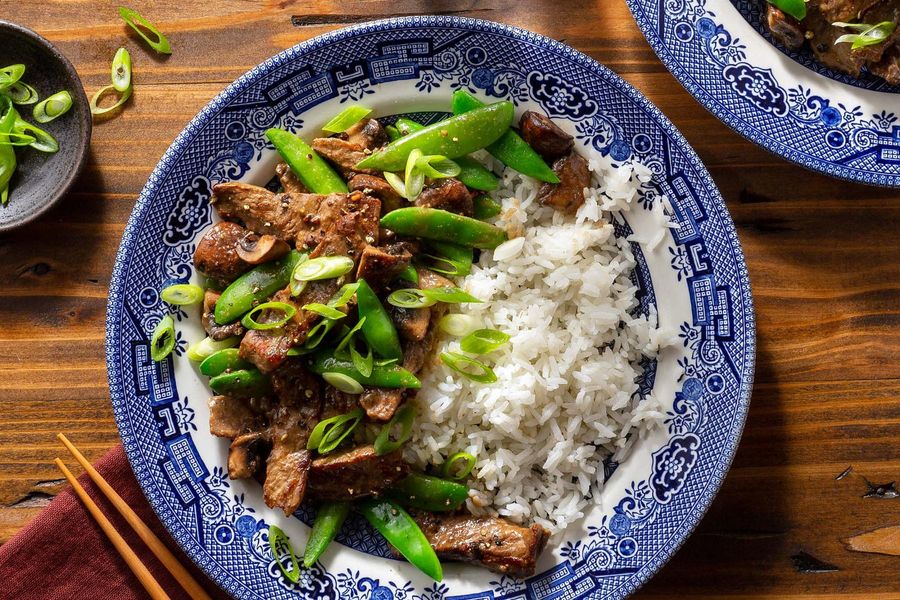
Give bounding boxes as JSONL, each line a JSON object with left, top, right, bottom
{"left": 384, "top": 171, "right": 409, "bottom": 199}
{"left": 387, "top": 288, "right": 436, "bottom": 309}
{"left": 396, "top": 265, "right": 419, "bottom": 284}
{"left": 241, "top": 301, "right": 297, "bottom": 330}
{"left": 13, "top": 118, "right": 58, "bottom": 153}
{"left": 350, "top": 338, "right": 374, "bottom": 378}
{"left": 473, "top": 195, "right": 502, "bottom": 220}
{"left": 288, "top": 253, "right": 310, "bottom": 296}
{"left": 322, "top": 371, "right": 364, "bottom": 395}
{"left": 186, "top": 336, "right": 240, "bottom": 361}
{"left": 307, "top": 407, "right": 364, "bottom": 453}
{"left": 415, "top": 154, "right": 461, "bottom": 179}
{"left": 329, "top": 282, "right": 359, "bottom": 308}
{"left": 833, "top": 21, "right": 896, "bottom": 50}
{"left": 374, "top": 402, "right": 415, "bottom": 456}
{"left": 32, "top": 91, "right": 72, "bottom": 124}
{"left": 150, "top": 315, "right": 176, "bottom": 362}
{"left": 111, "top": 47, "right": 132, "bottom": 93}
{"left": 322, "top": 105, "right": 372, "bottom": 133}
{"left": 292, "top": 255, "right": 354, "bottom": 282}
{"left": 385, "top": 125, "right": 401, "bottom": 141}
{"left": 404, "top": 149, "right": 426, "bottom": 200}
{"left": 460, "top": 328, "right": 510, "bottom": 355}
{"left": 0, "top": 64, "right": 25, "bottom": 91}
{"left": 439, "top": 314, "right": 480, "bottom": 337}
{"left": 7, "top": 82, "right": 39, "bottom": 105}
{"left": 440, "top": 351, "right": 497, "bottom": 384}
{"left": 441, "top": 451, "right": 476, "bottom": 480}
{"left": 766, "top": 0, "right": 806, "bottom": 21}
{"left": 296, "top": 318, "right": 340, "bottom": 352}
{"left": 334, "top": 317, "right": 366, "bottom": 353}
{"left": 90, "top": 84, "right": 132, "bottom": 117}
{"left": 267, "top": 525, "right": 301, "bottom": 584}
{"left": 419, "top": 241, "right": 473, "bottom": 277}
{"left": 422, "top": 287, "right": 481, "bottom": 304}
{"left": 0, "top": 132, "right": 37, "bottom": 146}
{"left": 303, "top": 302, "right": 346, "bottom": 320}
{"left": 160, "top": 283, "right": 204, "bottom": 306}
{"left": 375, "top": 357, "right": 399, "bottom": 367}
{"left": 118, "top": 7, "right": 172, "bottom": 54}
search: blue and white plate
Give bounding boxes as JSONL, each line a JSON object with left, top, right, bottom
{"left": 106, "top": 16, "right": 755, "bottom": 600}
{"left": 627, "top": 0, "right": 900, "bottom": 187}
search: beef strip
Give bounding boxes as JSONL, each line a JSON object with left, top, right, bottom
{"left": 870, "top": 44, "right": 900, "bottom": 85}
{"left": 239, "top": 195, "right": 381, "bottom": 373}
{"left": 818, "top": 0, "right": 882, "bottom": 23}
{"left": 414, "top": 178, "right": 474, "bottom": 216}
{"left": 275, "top": 162, "right": 307, "bottom": 196}
{"left": 359, "top": 388, "right": 406, "bottom": 422}
{"left": 344, "top": 118, "right": 389, "bottom": 150}
{"left": 348, "top": 174, "right": 405, "bottom": 214}
{"left": 311, "top": 137, "right": 380, "bottom": 177}
{"left": 228, "top": 432, "right": 271, "bottom": 479}
{"left": 766, "top": 5, "right": 805, "bottom": 49}
{"left": 202, "top": 290, "right": 245, "bottom": 341}
{"left": 410, "top": 512, "right": 550, "bottom": 577}
{"left": 307, "top": 445, "right": 409, "bottom": 501}
{"left": 193, "top": 221, "right": 254, "bottom": 285}
{"left": 356, "top": 244, "right": 413, "bottom": 293}
{"left": 263, "top": 359, "right": 323, "bottom": 515}
{"left": 519, "top": 111, "right": 574, "bottom": 161}
{"left": 538, "top": 153, "right": 590, "bottom": 214}
{"left": 208, "top": 395, "right": 265, "bottom": 438}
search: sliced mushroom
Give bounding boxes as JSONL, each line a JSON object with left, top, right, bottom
{"left": 236, "top": 233, "right": 290, "bottom": 265}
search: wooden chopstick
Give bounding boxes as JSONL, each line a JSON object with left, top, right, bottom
{"left": 54, "top": 458, "right": 172, "bottom": 600}
{"left": 57, "top": 434, "right": 213, "bottom": 600}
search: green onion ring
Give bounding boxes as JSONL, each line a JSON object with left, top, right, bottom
{"left": 111, "top": 47, "right": 132, "bottom": 93}
{"left": 118, "top": 7, "right": 172, "bottom": 54}
{"left": 415, "top": 154, "right": 461, "bottom": 179}
{"left": 32, "top": 91, "right": 72, "bottom": 124}
{"left": 186, "top": 335, "right": 240, "bottom": 362}
{"left": 150, "top": 315, "right": 176, "bottom": 362}
{"left": 7, "top": 81, "right": 39, "bottom": 105}
{"left": 241, "top": 301, "right": 297, "bottom": 330}
{"left": 439, "top": 314, "right": 480, "bottom": 337}
{"left": 383, "top": 171, "right": 408, "bottom": 199}
{"left": 267, "top": 525, "right": 301, "bottom": 583}
{"left": 322, "top": 372, "right": 364, "bottom": 395}
{"left": 459, "top": 328, "right": 510, "bottom": 355}
{"left": 350, "top": 338, "right": 374, "bottom": 378}
{"left": 374, "top": 402, "right": 416, "bottom": 456}
{"left": 160, "top": 283, "right": 204, "bottom": 306}
{"left": 0, "top": 64, "right": 25, "bottom": 91}
{"left": 834, "top": 20, "right": 896, "bottom": 50}
{"left": 387, "top": 289, "right": 436, "bottom": 309}
{"left": 13, "top": 118, "right": 58, "bottom": 153}
{"left": 0, "top": 132, "right": 37, "bottom": 146}
{"left": 422, "top": 287, "right": 481, "bottom": 304}
{"left": 293, "top": 318, "right": 340, "bottom": 353}
{"left": 307, "top": 407, "right": 364, "bottom": 452}
{"left": 292, "top": 255, "right": 354, "bottom": 282}
{"left": 90, "top": 84, "right": 132, "bottom": 117}
{"left": 302, "top": 302, "right": 346, "bottom": 320}
{"left": 440, "top": 351, "right": 497, "bottom": 384}
{"left": 441, "top": 451, "right": 476, "bottom": 480}
{"left": 328, "top": 282, "right": 359, "bottom": 308}
{"left": 322, "top": 105, "right": 372, "bottom": 133}
{"left": 404, "top": 149, "right": 426, "bottom": 200}
{"left": 333, "top": 317, "right": 365, "bottom": 354}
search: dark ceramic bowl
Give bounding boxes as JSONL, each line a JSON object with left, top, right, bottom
{"left": 0, "top": 20, "right": 91, "bottom": 231}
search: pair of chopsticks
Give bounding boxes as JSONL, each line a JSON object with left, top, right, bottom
{"left": 54, "top": 434, "right": 212, "bottom": 600}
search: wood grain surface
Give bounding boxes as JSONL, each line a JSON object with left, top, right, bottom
{"left": 1, "top": 1, "right": 898, "bottom": 597}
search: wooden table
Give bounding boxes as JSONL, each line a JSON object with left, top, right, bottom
{"left": 2, "top": 1, "right": 898, "bottom": 597}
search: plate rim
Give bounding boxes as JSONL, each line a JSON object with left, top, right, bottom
{"left": 625, "top": 0, "right": 900, "bottom": 188}
{"left": 105, "top": 14, "right": 757, "bottom": 599}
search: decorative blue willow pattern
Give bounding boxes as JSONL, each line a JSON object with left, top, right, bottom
{"left": 105, "top": 16, "right": 754, "bottom": 600}
{"left": 626, "top": 0, "right": 900, "bottom": 187}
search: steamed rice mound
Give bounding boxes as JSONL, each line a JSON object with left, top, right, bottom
{"left": 406, "top": 152, "right": 674, "bottom": 535}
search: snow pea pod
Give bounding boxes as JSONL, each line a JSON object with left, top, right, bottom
{"left": 266, "top": 128, "right": 348, "bottom": 194}
{"left": 214, "top": 250, "right": 303, "bottom": 325}
{"left": 473, "top": 194, "right": 502, "bottom": 219}
{"left": 356, "top": 102, "right": 514, "bottom": 172}
{"left": 356, "top": 279, "right": 403, "bottom": 360}
{"left": 303, "top": 502, "right": 351, "bottom": 568}
{"left": 387, "top": 473, "right": 469, "bottom": 512}
{"left": 359, "top": 498, "right": 443, "bottom": 581}
{"left": 451, "top": 90, "right": 559, "bottom": 184}
{"left": 380, "top": 207, "right": 507, "bottom": 249}
{"left": 309, "top": 353, "right": 421, "bottom": 389}
{"left": 199, "top": 348, "right": 251, "bottom": 377}
{"left": 393, "top": 117, "right": 498, "bottom": 191}
{"left": 209, "top": 368, "right": 272, "bottom": 397}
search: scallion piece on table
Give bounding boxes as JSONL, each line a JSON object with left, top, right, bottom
{"left": 833, "top": 21, "right": 896, "bottom": 50}
{"left": 160, "top": 283, "right": 204, "bottom": 306}
{"left": 439, "top": 314, "right": 480, "bottom": 337}
{"left": 322, "top": 105, "right": 372, "bottom": 133}
{"left": 267, "top": 525, "right": 301, "bottom": 583}
{"left": 460, "top": 328, "right": 510, "bottom": 355}
{"left": 306, "top": 407, "right": 364, "bottom": 452}
{"left": 90, "top": 84, "right": 132, "bottom": 117}
{"left": 292, "top": 255, "right": 354, "bottom": 282}
{"left": 241, "top": 301, "right": 297, "bottom": 330}
{"left": 7, "top": 81, "right": 39, "bottom": 105}
{"left": 111, "top": 47, "right": 133, "bottom": 93}
{"left": 374, "top": 402, "right": 416, "bottom": 456}
{"left": 387, "top": 288, "right": 436, "bottom": 309}
{"left": 441, "top": 451, "right": 477, "bottom": 480}
{"left": 186, "top": 335, "right": 240, "bottom": 362}
{"left": 440, "top": 351, "right": 497, "bottom": 384}
{"left": 118, "top": 6, "right": 172, "bottom": 54}
{"left": 31, "top": 91, "right": 73, "bottom": 124}
{"left": 150, "top": 315, "right": 176, "bottom": 362}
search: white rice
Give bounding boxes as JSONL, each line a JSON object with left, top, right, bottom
{"left": 405, "top": 150, "right": 676, "bottom": 535}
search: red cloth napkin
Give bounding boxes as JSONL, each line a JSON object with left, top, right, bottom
{"left": 0, "top": 444, "right": 229, "bottom": 600}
